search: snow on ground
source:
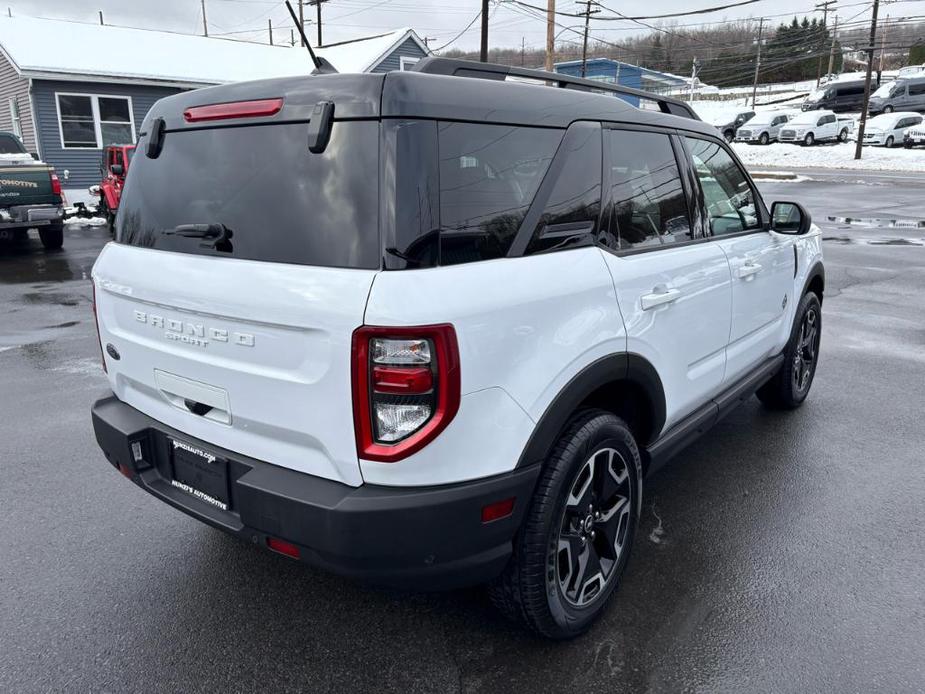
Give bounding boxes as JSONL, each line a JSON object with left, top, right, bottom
{"left": 732, "top": 141, "right": 925, "bottom": 172}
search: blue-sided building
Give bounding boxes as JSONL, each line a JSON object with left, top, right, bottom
{"left": 555, "top": 58, "right": 687, "bottom": 107}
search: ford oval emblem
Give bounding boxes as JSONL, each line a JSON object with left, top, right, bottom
{"left": 106, "top": 343, "right": 121, "bottom": 360}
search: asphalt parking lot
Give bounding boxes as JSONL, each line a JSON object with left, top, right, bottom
{"left": 2, "top": 172, "right": 924, "bottom": 693}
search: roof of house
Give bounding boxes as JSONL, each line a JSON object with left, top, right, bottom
{"left": 0, "top": 15, "right": 428, "bottom": 86}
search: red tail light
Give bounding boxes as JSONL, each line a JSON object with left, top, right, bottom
{"left": 50, "top": 172, "right": 62, "bottom": 196}
{"left": 352, "top": 324, "right": 460, "bottom": 463}
{"left": 92, "top": 282, "right": 107, "bottom": 373}
{"left": 183, "top": 98, "right": 283, "bottom": 123}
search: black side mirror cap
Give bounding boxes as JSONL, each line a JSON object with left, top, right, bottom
{"left": 29, "top": 151, "right": 39, "bottom": 160}
{"left": 770, "top": 201, "right": 812, "bottom": 235}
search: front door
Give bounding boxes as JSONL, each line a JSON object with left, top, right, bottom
{"left": 599, "top": 127, "right": 732, "bottom": 431}
{"left": 683, "top": 136, "right": 795, "bottom": 385}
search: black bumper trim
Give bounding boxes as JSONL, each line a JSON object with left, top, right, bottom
{"left": 91, "top": 395, "right": 540, "bottom": 589}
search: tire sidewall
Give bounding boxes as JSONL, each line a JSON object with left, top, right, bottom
{"left": 541, "top": 418, "right": 641, "bottom": 635}
{"left": 783, "top": 292, "right": 822, "bottom": 404}
{"left": 760, "top": 132, "right": 770, "bottom": 145}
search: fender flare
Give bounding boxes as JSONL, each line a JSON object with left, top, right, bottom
{"left": 801, "top": 261, "right": 825, "bottom": 301}
{"left": 515, "top": 353, "right": 666, "bottom": 469}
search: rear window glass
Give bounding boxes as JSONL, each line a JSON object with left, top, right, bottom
{"left": 117, "top": 121, "right": 379, "bottom": 269}
{"left": 437, "top": 123, "right": 562, "bottom": 265}
{"left": 0, "top": 134, "right": 24, "bottom": 154}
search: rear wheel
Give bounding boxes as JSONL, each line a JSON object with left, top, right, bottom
{"left": 803, "top": 132, "right": 815, "bottom": 146}
{"left": 757, "top": 292, "right": 822, "bottom": 410}
{"left": 838, "top": 128, "right": 849, "bottom": 143}
{"left": 39, "top": 223, "right": 63, "bottom": 250}
{"left": 885, "top": 135, "right": 895, "bottom": 148}
{"left": 905, "top": 140, "right": 914, "bottom": 149}
{"left": 724, "top": 129, "right": 734, "bottom": 142}
{"left": 489, "top": 409, "right": 640, "bottom": 639}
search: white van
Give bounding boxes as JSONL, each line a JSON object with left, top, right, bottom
{"left": 869, "top": 76, "right": 925, "bottom": 115}
{"left": 862, "top": 112, "right": 924, "bottom": 147}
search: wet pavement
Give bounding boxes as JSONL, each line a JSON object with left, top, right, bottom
{"left": 2, "top": 173, "right": 925, "bottom": 693}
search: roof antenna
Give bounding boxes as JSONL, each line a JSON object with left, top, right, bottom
{"left": 284, "top": 0, "right": 337, "bottom": 74}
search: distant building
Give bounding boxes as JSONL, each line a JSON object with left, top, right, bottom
{"left": 554, "top": 58, "right": 688, "bottom": 105}
{"left": 0, "top": 16, "right": 429, "bottom": 189}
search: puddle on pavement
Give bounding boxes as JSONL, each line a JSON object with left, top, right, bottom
{"left": 826, "top": 215, "right": 925, "bottom": 229}
{"left": 823, "top": 236, "right": 925, "bottom": 247}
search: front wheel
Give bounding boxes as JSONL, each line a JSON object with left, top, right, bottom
{"left": 759, "top": 132, "right": 770, "bottom": 145}
{"left": 39, "top": 223, "right": 63, "bottom": 250}
{"left": 885, "top": 135, "right": 895, "bottom": 148}
{"left": 724, "top": 130, "right": 734, "bottom": 143}
{"left": 757, "top": 292, "right": 822, "bottom": 410}
{"left": 489, "top": 410, "right": 641, "bottom": 639}
{"left": 883, "top": 105, "right": 894, "bottom": 114}
{"left": 905, "top": 141, "right": 914, "bottom": 149}
{"left": 803, "top": 132, "right": 815, "bottom": 146}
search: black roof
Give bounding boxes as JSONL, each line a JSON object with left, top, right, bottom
{"left": 144, "top": 58, "right": 715, "bottom": 138}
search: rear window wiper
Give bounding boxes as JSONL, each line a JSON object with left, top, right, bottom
{"left": 163, "top": 223, "right": 233, "bottom": 252}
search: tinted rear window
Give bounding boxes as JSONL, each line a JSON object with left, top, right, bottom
{"left": 117, "top": 121, "right": 379, "bottom": 269}
{"left": 0, "top": 134, "right": 24, "bottom": 154}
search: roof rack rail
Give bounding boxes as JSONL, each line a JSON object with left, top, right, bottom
{"left": 411, "top": 57, "right": 700, "bottom": 121}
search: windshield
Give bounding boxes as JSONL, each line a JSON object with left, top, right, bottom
{"left": 117, "top": 121, "right": 380, "bottom": 269}
{"left": 743, "top": 113, "right": 777, "bottom": 126}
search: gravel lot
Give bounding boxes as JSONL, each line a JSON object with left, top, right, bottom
{"left": 1, "top": 171, "right": 924, "bottom": 693}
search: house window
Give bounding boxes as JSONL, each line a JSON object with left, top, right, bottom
{"left": 55, "top": 93, "right": 135, "bottom": 149}
{"left": 399, "top": 56, "right": 420, "bottom": 71}
{"left": 8, "top": 97, "right": 22, "bottom": 139}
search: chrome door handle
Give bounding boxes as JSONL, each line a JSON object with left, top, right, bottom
{"left": 736, "top": 261, "right": 762, "bottom": 279}
{"left": 641, "top": 287, "right": 681, "bottom": 311}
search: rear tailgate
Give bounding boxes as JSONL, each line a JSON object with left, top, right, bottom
{"left": 94, "top": 245, "right": 375, "bottom": 486}
{"left": 0, "top": 166, "right": 54, "bottom": 207}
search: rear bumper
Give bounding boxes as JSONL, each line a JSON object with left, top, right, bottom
{"left": 91, "top": 395, "right": 540, "bottom": 590}
{"left": 0, "top": 203, "right": 64, "bottom": 228}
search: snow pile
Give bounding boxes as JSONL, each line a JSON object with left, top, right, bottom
{"left": 733, "top": 142, "right": 925, "bottom": 172}
{"left": 64, "top": 216, "right": 108, "bottom": 226}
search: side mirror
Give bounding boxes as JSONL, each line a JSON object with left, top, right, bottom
{"left": 111, "top": 164, "right": 124, "bottom": 176}
{"left": 29, "top": 151, "right": 39, "bottom": 160}
{"left": 770, "top": 201, "right": 812, "bottom": 235}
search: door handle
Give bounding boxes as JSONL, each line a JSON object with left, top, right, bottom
{"left": 736, "top": 261, "right": 762, "bottom": 279}
{"left": 641, "top": 287, "right": 681, "bottom": 311}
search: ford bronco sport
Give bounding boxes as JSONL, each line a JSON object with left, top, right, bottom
{"left": 90, "top": 59, "right": 824, "bottom": 639}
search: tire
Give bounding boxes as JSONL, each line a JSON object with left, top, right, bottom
{"left": 489, "top": 409, "right": 641, "bottom": 639}
{"left": 885, "top": 135, "right": 894, "bottom": 148}
{"left": 759, "top": 132, "right": 770, "bottom": 145}
{"left": 803, "top": 132, "right": 815, "bottom": 146}
{"left": 838, "top": 128, "right": 849, "bottom": 143}
{"left": 883, "top": 105, "right": 893, "bottom": 114}
{"left": 757, "top": 292, "right": 822, "bottom": 410}
{"left": 39, "top": 223, "right": 64, "bottom": 250}
{"left": 905, "top": 141, "right": 914, "bottom": 149}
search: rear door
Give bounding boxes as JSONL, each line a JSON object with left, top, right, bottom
{"left": 93, "top": 117, "right": 382, "bottom": 487}
{"left": 599, "top": 126, "right": 732, "bottom": 429}
{"left": 682, "top": 135, "right": 794, "bottom": 384}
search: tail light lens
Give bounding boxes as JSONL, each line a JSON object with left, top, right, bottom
{"left": 50, "top": 172, "right": 62, "bottom": 196}
{"left": 92, "top": 282, "right": 107, "bottom": 373}
{"left": 183, "top": 98, "right": 283, "bottom": 123}
{"left": 352, "top": 325, "right": 460, "bottom": 462}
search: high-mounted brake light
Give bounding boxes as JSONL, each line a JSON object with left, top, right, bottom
{"left": 352, "top": 325, "right": 460, "bottom": 463}
{"left": 50, "top": 172, "right": 62, "bottom": 196}
{"left": 183, "top": 98, "right": 284, "bottom": 123}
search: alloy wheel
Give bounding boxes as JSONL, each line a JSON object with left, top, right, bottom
{"left": 555, "top": 447, "right": 633, "bottom": 607}
{"left": 793, "top": 307, "right": 819, "bottom": 393}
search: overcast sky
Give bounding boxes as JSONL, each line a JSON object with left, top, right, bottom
{"left": 10, "top": 0, "right": 874, "bottom": 52}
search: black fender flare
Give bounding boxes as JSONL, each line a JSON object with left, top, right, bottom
{"left": 515, "top": 353, "right": 666, "bottom": 469}
{"left": 801, "top": 261, "right": 825, "bottom": 301}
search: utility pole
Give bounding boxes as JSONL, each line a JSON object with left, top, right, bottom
{"left": 855, "top": 0, "right": 879, "bottom": 160}
{"left": 268, "top": 18, "right": 273, "bottom": 45}
{"left": 815, "top": 1, "right": 836, "bottom": 86}
{"left": 479, "top": 0, "right": 489, "bottom": 62}
{"left": 578, "top": 0, "right": 600, "bottom": 78}
{"left": 201, "top": 0, "right": 208, "bottom": 37}
{"left": 827, "top": 14, "right": 839, "bottom": 77}
{"left": 98, "top": 10, "right": 104, "bottom": 25}
{"left": 545, "top": 0, "right": 555, "bottom": 72}
{"left": 521, "top": 37, "right": 526, "bottom": 66}
{"left": 298, "top": 0, "right": 305, "bottom": 46}
{"left": 689, "top": 57, "right": 699, "bottom": 103}
{"left": 877, "top": 15, "right": 890, "bottom": 83}
{"left": 309, "top": 0, "right": 328, "bottom": 47}
{"left": 750, "top": 17, "right": 764, "bottom": 107}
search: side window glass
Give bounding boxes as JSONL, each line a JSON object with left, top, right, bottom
{"left": 605, "top": 130, "right": 691, "bottom": 250}
{"left": 685, "top": 137, "right": 761, "bottom": 236}
{"left": 525, "top": 124, "right": 602, "bottom": 256}
{"left": 438, "top": 122, "right": 561, "bottom": 265}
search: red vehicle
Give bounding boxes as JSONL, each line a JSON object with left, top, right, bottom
{"left": 96, "top": 144, "right": 134, "bottom": 230}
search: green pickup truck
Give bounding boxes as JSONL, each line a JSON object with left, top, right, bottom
{"left": 0, "top": 131, "right": 65, "bottom": 250}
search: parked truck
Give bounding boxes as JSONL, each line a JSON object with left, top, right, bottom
{"left": 778, "top": 110, "right": 854, "bottom": 146}
{"left": 0, "top": 131, "right": 65, "bottom": 249}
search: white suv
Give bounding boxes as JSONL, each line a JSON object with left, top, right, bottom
{"left": 90, "top": 59, "right": 825, "bottom": 639}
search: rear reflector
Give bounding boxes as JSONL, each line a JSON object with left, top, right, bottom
{"left": 481, "top": 498, "right": 516, "bottom": 524}
{"left": 266, "top": 536, "right": 300, "bottom": 559}
{"left": 183, "top": 98, "right": 284, "bottom": 123}
{"left": 117, "top": 463, "right": 133, "bottom": 479}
